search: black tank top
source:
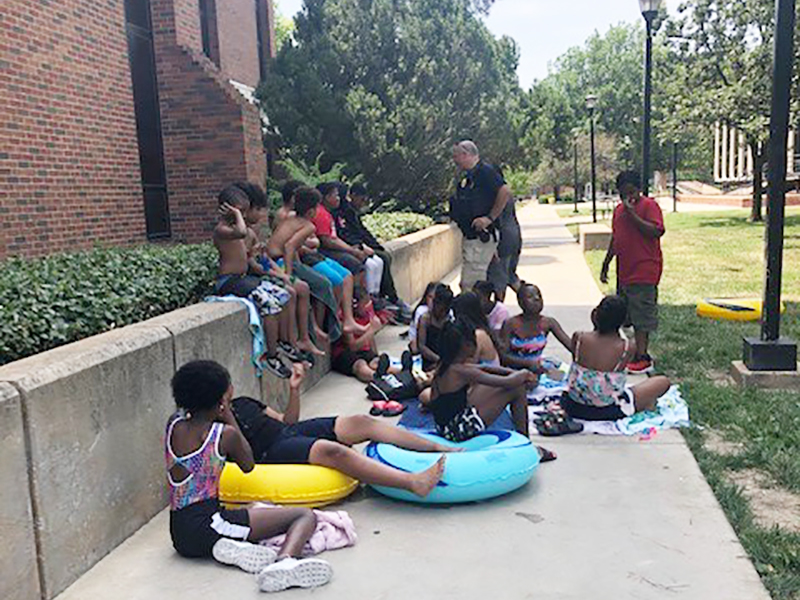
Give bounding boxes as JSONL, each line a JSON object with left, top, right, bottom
{"left": 231, "top": 397, "right": 286, "bottom": 462}
{"left": 423, "top": 321, "right": 445, "bottom": 370}
{"left": 429, "top": 379, "right": 469, "bottom": 428}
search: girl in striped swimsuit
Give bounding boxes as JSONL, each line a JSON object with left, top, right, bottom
{"left": 166, "top": 360, "right": 332, "bottom": 593}
{"left": 499, "top": 283, "right": 573, "bottom": 383}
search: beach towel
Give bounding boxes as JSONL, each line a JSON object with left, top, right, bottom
{"left": 261, "top": 507, "right": 357, "bottom": 556}
{"left": 205, "top": 296, "right": 265, "bottom": 377}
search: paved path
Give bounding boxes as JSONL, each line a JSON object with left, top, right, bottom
{"left": 56, "top": 204, "right": 770, "bottom": 600}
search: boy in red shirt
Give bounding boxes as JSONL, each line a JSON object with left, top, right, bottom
{"left": 600, "top": 170, "right": 665, "bottom": 374}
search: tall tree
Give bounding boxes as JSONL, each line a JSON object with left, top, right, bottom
{"left": 664, "top": 0, "right": 800, "bottom": 221}
{"left": 258, "top": 0, "right": 524, "bottom": 209}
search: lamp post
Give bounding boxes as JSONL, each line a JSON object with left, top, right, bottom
{"left": 743, "top": 0, "right": 798, "bottom": 372}
{"left": 573, "top": 130, "right": 580, "bottom": 214}
{"left": 672, "top": 141, "right": 678, "bottom": 213}
{"left": 639, "top": 0, "right": 662, "bottom": 196}
{"left": 586, "top": 94, "right": 598, "bottom": 223}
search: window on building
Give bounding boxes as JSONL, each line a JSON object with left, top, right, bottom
{"left": 125, "top": 0, "right": 171, "bottom": 240}
{"left": 255, "top": 0, "right": 270, "bottom": 81}
{"left": 199, "top": 0, "right": 220, "bottom": 65}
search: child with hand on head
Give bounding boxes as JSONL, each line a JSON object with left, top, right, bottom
{"left": 499, "top": 282, "right": 573, "bottom": 382}
{"left": 562, "top": 295, "right": 671, "bottom": 421}
{"left": 234, "top": 182, "right": 324, "bottom": 364}
{"left": 166, "top": 360, "right": 332, "bottom": 593}
{"left": 213, "top": 185, "right": 293, "bottom": 379}
{"left": 418, "top": 283, "right": 454, "bottom": 371}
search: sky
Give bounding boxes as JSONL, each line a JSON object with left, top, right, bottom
{"left": 275, "top": 0, "right": 681, "bottom": 89}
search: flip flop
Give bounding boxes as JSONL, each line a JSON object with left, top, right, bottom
{"left": 535, "top": 413, "right": 584, "bottom": 437}
{"left": 536, "top": 446, "right": 558, "bottom": 462}
{"left": 370, "top": 401, "right": 387, "bottom": 416}
{"left": 382, "top": 400, "right": 406, "bottom": 417}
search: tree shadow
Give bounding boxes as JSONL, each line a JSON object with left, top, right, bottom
{"left": 698, "top": 214, "right": 800, "bottom": 229}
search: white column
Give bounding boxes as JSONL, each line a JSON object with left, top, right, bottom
{"left": 738, "top": 132, "right": 746, "bottom": 180}
{"left": 729, "top": 126, "right": 737, "bottom": 181}
{"left": 788, "top": 130, "right": 796, "bottom": 175}
{"left": 714, "top": 123, "right": 721, "bottom": 182}
{"left": 721, "top": 123, "right": 729, "bottom": 181}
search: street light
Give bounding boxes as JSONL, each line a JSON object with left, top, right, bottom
{"left": 586, "top": 94, "right": 598, "bottom": 223}
{"left": 572, "top": 129, "right": 580, "bottom": 214}
{"left": 639, "top": 0, "right": 662, "bottom": 196}
{"left": 743, "top": 0, "right": 797, "bottom": 372}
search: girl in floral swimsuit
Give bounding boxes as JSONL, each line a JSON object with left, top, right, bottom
{"left": 561, "top": 296, "right": 670, "bottom": 421}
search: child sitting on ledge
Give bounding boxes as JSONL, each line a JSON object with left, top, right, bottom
{"left": 561, "top": 295, "right": 670, "bottom": 421}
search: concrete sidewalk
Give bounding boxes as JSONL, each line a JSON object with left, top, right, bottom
{"left": 56, "top": 204, "right": 770, "bottom": 600}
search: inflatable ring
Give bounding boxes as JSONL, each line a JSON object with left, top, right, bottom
{"left": 219, "top": 464, "right": 359, "bottom": 508}
{"left": 696, "top": 298, "right": 786, "bottom": 322}
{"left": 364, "top": 430, "right": 539, "bottom": 504}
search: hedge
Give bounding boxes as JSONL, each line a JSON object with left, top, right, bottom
{"left": 0, "top": 211, "right": 434, "bottom": 366}
{"left": 0, "top": 244, "right": 217, "bottom": 366}
{"left": 362, "top": 212, "right": 434, "bottom": 243}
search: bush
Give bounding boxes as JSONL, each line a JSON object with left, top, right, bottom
{"left": 361, "top": 212, "right": 435, "bottom": 243}
{"left": 503, "top": 167, "right": 535, "bottom": 198}
{"left": 0, "top": 244, "right": 218, "bottom": 366}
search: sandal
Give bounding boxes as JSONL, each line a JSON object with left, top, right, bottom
{"left": 370, "top": 401, "right": 387, "bottom": 416}
{"left": 382, "top": 400, "right": 406, "bottom": 417}
{"left": 535, "top": 412, "right": 584, "bottom": 437}
{"left": 536, "top": 446, "right": 558, "bottom": 462}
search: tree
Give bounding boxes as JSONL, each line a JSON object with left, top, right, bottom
{"left": 273, "top": 1, "right": 296, "bottom": 51}
{"left": 663, "top": 0, "right": 800, "bottom": 221}
{"left": 258, "top": 0, "right": 525, "bottom": 210}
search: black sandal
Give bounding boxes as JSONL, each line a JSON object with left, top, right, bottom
{"left": 535, "top": 413, "right": 584, "bottom": 437}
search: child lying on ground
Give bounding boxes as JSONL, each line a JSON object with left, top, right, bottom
{"left": 166, "top": 360, "right": 332, "bottom": 592}
{"left": 231, "top": 363, "right": 450, "bottom": 497}
{"left": 561, "top": 295, "right": 671, "bottom": 421}
{"left": 213, "top": 185, "right": 293, "bottom": 379}
{"left": 498, "top": 282, "right": 573, "bottom": 383}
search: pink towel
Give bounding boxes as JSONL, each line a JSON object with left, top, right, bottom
{"left": 260, "top": 507, "right": 357, "bottom": 556}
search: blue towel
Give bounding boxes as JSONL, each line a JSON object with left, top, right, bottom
{"left": 398, "top": 398, "right": 515, "bottom": 431}
{"left": 205, "top": 296, "right": 265, "bottom": 378}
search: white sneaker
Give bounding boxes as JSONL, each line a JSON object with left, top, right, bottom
{"left": 256, "top": 557, "right": 333, "bottom": 593}
{"left": 212, "top": 539, "right": 277, "bottom": 574}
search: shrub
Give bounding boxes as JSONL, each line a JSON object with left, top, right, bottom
{"left": 361, "top": 212, "right": 435, "bottom": 242}
{"left": 0, "top": 244, "right": 218, "bottom": 366}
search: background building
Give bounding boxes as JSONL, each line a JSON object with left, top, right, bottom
{"left": 0, "top": 0, "right": 274, "bottom": 259}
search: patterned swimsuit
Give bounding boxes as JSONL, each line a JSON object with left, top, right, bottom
{"left": 566, "top": 336, "right": 635, "bottom": 416}
{"left": 509, "top": 320, "right": 548, "bottom": 369}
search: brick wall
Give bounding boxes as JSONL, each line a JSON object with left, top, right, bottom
{"left": 150, "top": 0, "right": 268, "bottom": 244}
{"left": 216, "top": 0, "right": 261, "bottom": 88}
{"left": 0, "top": 0, "right": 146, "bottom": 259}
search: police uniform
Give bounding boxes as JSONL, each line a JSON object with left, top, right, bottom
{"left": 449, "top": 161, "right": 505, "bottom": 291}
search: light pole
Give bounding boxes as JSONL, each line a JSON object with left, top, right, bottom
{"left": 744, "top": 0, "right": 797, "bottom": 372}
{"left": 672, "top": 141, "right": 678, "bottom": 213}
{"left": 639, "top": 0, "right": 662, "bottom": 196}
{"left": 586, "top": 94, "right": 598, "bottom": 223}
{"left": 573, "top": 130, "right": 580, "bottom": 214}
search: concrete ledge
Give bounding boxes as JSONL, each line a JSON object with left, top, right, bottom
{"left": 579, "top": 223, "right": 612, "bottom": 251}
{"left": 145, "top": 302, "right": 260, "bottom": 400}
{"left": 384, "top": 223, "right": 461, "bottom": 302}
{"left": 0, "top": 383, "right": 41, "bottom": 600}
{"left": 731, "top": 360, "right": 800, "bottom": 390}
{"left": 0, "top": 325, "right": 175, "bottom": 599}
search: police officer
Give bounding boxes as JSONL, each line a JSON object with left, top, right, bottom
{"left": 449, "top": 140, "right": 512, "bottom": 292}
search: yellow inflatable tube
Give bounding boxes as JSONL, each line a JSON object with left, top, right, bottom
{"left": 219, "top": 463, "right": 359, "bottom": 508}
{"left": 696, "top": 298, "right": 786, "bottom": 322}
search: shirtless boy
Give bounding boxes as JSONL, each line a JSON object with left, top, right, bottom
{"left": 268, "top": 186, "right": 365, "bottom": 334}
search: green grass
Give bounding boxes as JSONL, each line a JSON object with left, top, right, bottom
{"left": 577, "top": 208, "right": 800, "bottom": 599}
{"left": 555, "top": 203, "right": 615, "bottom": 220}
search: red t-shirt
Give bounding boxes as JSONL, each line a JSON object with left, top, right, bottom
{"left": 612, "top": 196, "right": 664, "bottom": 286}
{"left": 311, "top": 204, "right": 336, "bottom": 238}
{"left": 331, "top": 300, "right": 375, "bottom": 358}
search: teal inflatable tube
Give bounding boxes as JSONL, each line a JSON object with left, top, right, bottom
{"left": 364, "top": 430, "right": 540, "bottom": 504}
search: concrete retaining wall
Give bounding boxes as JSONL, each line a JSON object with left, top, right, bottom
{"left": 0, "top": 383, "right": 41, "bottom": 600}
{"left": 384, "top": 223, "right": 461, "bottom": 303}
{"left": 0, "top": 223, "right": 460, "bottom": 599}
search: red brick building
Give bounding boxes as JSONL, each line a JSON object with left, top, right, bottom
{"left": 0, "top": 0, "right": 274, "bottom": 259}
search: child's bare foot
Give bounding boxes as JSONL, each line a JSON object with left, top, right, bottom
{"left": 409, "top": 455, "right": 446, "bottom": 497}
{"left": 297, "top": 339, "right": 326, "bottom": 356}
